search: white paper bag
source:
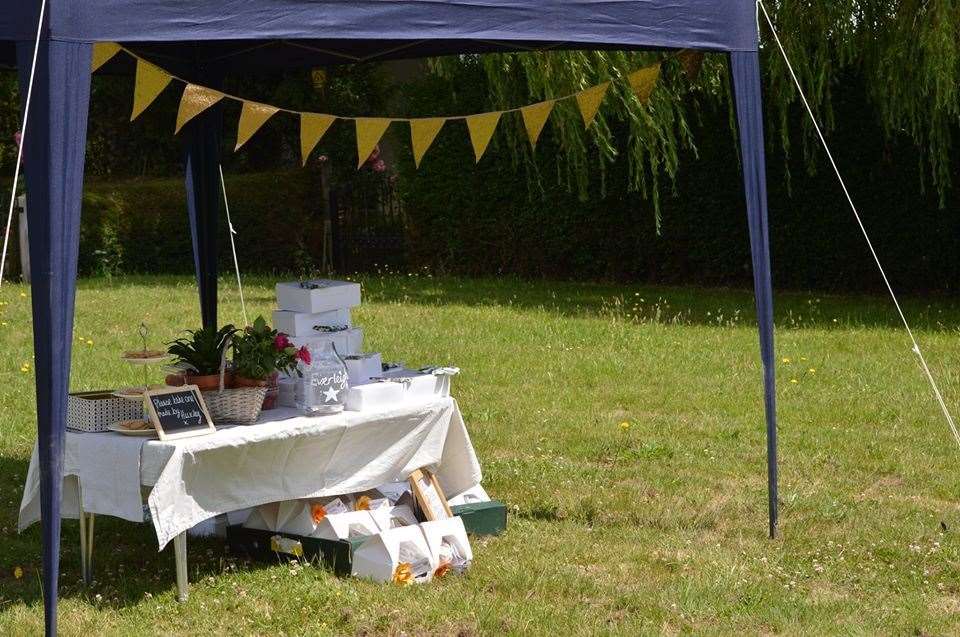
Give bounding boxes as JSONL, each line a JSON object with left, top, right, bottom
{"left": 312, "top": 510, "right": 380, "bottom": 541}
{"left": 351, "top": 525, "right": 437, "bottom": 583}
{"left": 370, "top": 504, "right": 419, "bottom": 531}
{"left": 421, "top": 517, "right": 472, "bottom": 575}
{"left": 448, "top": 484, "right": 491, "bottom": 507}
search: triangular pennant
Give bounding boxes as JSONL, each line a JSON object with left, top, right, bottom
{"left": 410, "top": 118, "right": 446, "bottom": 168}
{"left": 575, "top": 82, "right": 610, "bottom": 128}
{"left": 465, "top": 111, "right": 503, "bottom": 162}
{"left": 355, "top": 118, "right": 392, "bottom": 168}
{"left": 91, "top": 42, "right": 121, "bottom": 72}
{"left": 235, "top": 102, "right": 280, "bottom": 151}
{"left": 520, "top": 100, "right": 555, "bottom": 148}
{"left": 130, "top": 59, "right": 173, "bottom": 121}
{"left": 628, "top": 63, "right": 662, "bottom": 103}
{"left": 300, "top": 113, "right": 336, "bottom": 165}
{"left": 175, "top": 84, "right": 225, "bottom": 134}
{"left": 679, "top": 50, "right": 705, "bottom": 82}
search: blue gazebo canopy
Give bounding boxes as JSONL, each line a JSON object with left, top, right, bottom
{"left": 0, "top": 2, "right": 776, "bottom": 635}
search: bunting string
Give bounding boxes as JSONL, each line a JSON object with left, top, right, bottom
{"left": 92, "top": 43, "right": 691, "bottom": 168}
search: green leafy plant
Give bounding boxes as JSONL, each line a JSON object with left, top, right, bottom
{"left": 232, "top": 315, "right": 308, "bottom": 381}
{"left": 166, "top": 324, "right": 237, "bottom": 376}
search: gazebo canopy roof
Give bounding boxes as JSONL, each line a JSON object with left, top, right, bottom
{"left": 0, "top": 1, "right": 759, "bottom": 72}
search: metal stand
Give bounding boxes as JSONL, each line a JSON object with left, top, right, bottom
{"left": 174, "top": 532, "right": 188, "bottom": 602}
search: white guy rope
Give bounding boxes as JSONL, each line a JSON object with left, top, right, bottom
{"left": 758, "top": 0, "right": 960, "bottom": 450}
{"left": 219, "top": 164, "right": 249, "bottom": 326}
{"left": 0, "top": 0, "right": 48, "bottom": 288}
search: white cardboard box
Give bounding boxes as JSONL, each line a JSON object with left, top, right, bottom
{"left": 273, "top": 308, "right": 352, "bottom": 336}
{"left": 343, "top": 382, "right": 405, "bottom": 412}
{"left": 290, "top": 328, "right": 363, "bottom": 357}
{"left": 344, "top": 353, "right": 382, "bottom": 386}
{"left": 352, "top": 525, "right": 437, "bottom": 583}
{"left": 276, "top": 279, "right": 361, "bottom": 314}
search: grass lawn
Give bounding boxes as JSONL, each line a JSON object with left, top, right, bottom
{"left": 1, "top": 274, "right": 960, "bottom": 634}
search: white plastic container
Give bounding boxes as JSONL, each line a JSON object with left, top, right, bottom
{"left": 272, "top": 308, "right": 352, "bottom": 336}
{"left": 276, "top": 280, "right": 361, "bottom": 314}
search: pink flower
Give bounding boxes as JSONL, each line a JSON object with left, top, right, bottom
{"left": 372, "top": 159, "right": 386, "bottom": 173}
{"left": 274, "top": 333, "right": 292, "bottom": 351}
{"left": 13, "top": 131, "right": 21, "bottom": 148}
{"left": 317, "top": 155, "right": 328, "bottom": 163}
{"left": 296, "top": 346, "right": 311, "bottom": 365}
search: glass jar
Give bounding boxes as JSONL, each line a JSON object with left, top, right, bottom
{"left": 295, "top": 341, "right": 349, "bottom": 416}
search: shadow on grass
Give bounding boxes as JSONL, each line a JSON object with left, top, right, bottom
{"left": 0, "top": 453, "right": 232, "bottom": 610}
{"left": 71, "top": 273, "right": 960, "bottom": 332}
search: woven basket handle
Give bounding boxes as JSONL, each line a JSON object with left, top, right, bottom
{"left": 218, "top": 336, "right": 232, "bottom": 394}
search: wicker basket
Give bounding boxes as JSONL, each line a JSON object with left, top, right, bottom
{"left": 202, "top": 386, "right": 268, "bottom": 425}
{"left": 201, "top": 344, "right": 268, "bottom": 426}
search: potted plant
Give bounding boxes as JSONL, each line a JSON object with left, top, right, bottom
{"left": 232, "top": 316, "right": 309, "bottom": 409}
{"left": 165, "top": 324, "right": 237, "bottom": 391}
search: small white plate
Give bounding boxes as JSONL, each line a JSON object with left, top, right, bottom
{"left": 107, "top": 422, "right": 157, "bottom": 437}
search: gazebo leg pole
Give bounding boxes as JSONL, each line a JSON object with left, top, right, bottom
{"left": 731, "top": 50, "right": 779, "bottom": 539}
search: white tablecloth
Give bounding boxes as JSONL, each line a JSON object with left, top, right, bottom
{"left": 19, "top": 397, "right": 482, "bottom": 549}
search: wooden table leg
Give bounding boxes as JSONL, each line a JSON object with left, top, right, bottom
{"left": 174, "top": 532, "right": 188, "bottom": 602}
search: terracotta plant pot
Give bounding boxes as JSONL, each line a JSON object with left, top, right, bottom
{"left": 167, "top": 372, "right": 232, "bottom": 392}
{"left": 234, "top": 372, "right": 279, "bottom": 410}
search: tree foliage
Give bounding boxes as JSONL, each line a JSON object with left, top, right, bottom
{"left": 431, "top": 1, "right": 960, "bottom": 210}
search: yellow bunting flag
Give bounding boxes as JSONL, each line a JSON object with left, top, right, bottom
{"left": 628, "top": 63, "right": 661, "bottom": 103}
{"left": 678, "top": 50, "right": 705, "bottom": 82}
{"left": 575, "top": 82, "right": 610, "bottom": 128}
{"left": 520, "top": 100, "right": 555, "bottom": 148}
{"left": 409, "top": 118, "right": 445, "bottom": 168}
{"left": 465, "top": 111, "right": 503, "bottom": 163}
{"left": 355, "top": 118, "right": 392, "bottom": 168}
{"left": 235, "top": 102, "right": 279, "bottom": 151}
{"left": 91, "top": 42, "right": 121, "bottom": 72}
{"left": 175, "top": 84, "right": 225, "bottom": 134}
{"left": 130, "top": 59, "right": 173, "bottom": 121}
{"left": 300, "top": 113, "right": 336, "bottom": 165}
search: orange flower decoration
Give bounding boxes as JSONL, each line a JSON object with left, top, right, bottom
{"left": 434, "top": 560, "right": 451, "bottom": 579}
{"left": 392, "top": 562, "right": 413, "bottom": 586}
{"left": 311, "top": 503, "right": 327, "bottom": 524}
{"left": 356, "top": 495, "right": 372, "bottom": 511}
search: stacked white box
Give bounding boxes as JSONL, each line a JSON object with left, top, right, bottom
{"left": 275, "top": 280, "right": 361, "bottom": 314}
{"left": 273, "top": 279, "right": 366, "bottom": 358}
{"left": 273, "top": 308, "right": 351, "bottom": 336}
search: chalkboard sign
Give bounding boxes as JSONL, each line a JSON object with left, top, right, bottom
{"left": 144, "top": 385, "right": 216, "bottom": 441}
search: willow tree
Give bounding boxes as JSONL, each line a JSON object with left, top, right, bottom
{"left": 430, "top": 1, "right": 959, "bottom": 215}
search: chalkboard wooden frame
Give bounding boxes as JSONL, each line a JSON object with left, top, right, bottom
{"left": 408, "top": 468, "right": 453, "bottom": 521}
{"left": 144, "top": 385, "right": 216, "bottom": 441}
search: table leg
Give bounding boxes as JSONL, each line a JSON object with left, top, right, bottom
{"left": 174, "top": 532, "right": 188, "bottom": 602}
{"left": 78, "top": 504, "right": 95, "bottom": 585}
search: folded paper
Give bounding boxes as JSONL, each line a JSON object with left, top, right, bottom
{"left": 465, "top": 111, "right": 503, "bottom": 162}
{"left": 300, "top": 113, "right": 336, "bottom": 165}
{"left": 235, "top": 102, "right": 280, "bottom": 151}
{"left": 520, "top": 100, "right": 555, "bottom": 147}
{"left": 410, "top": 118, "right": 446, "bottom": 168}
{"left": 628, "top": 63, "right": 661, "bottom": 103}
{"left": 355, "top": 118, "right": 392, "bottom": 168}
{"left": 575, "top": 82, "right": 610, "bottom": 128}
{"left": 131, "top": 59, "right": 173, "bottom": 121}
{"left": 91, "top": 42, "right": 121, "bottom": 72}
{"left": 175, "top": 84, "right": 225, "bottom": 133}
